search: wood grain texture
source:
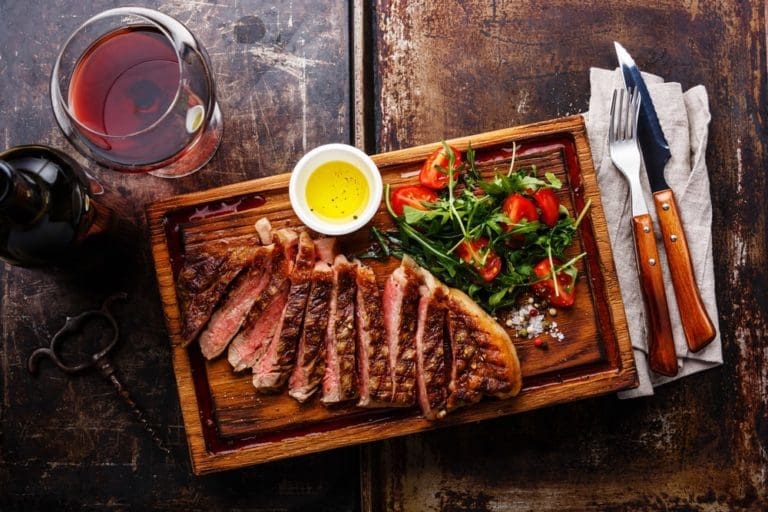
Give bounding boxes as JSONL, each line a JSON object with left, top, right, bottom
{"left": 632, "top": 213, "right": 677, "bottom": 377}
{"left": 147, "top": 116, "right": 637, "bottom": 473}
{"left": 653, "top": 189, "right": 717, "bottom": 352}
{"left": 367, "top": 0, "right": 768, "bottom": 510}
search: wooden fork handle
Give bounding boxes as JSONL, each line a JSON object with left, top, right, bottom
{"left": 653, "top": 189, "right": 717, "bottom": 352}
{"left": 632, "top": 214, "right": 678, "bottom": 377}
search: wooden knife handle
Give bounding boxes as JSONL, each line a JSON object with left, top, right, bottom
{"left": 632, "top": 214, "right": 678, "bottom": 377}
{"left": 653, "top": 189, "right": 717, "bottom": 352}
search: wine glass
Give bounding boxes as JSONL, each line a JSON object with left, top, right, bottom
{"left": 50, "top": 7, "right": 222, "bottom": 178}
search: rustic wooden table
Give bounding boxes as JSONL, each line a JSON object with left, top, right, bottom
{"left": 1, "top": 1, "right": 766, "bottom": 510}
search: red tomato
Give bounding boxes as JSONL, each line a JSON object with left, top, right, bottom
{"left": 456, "top": 237, "right": 502, "bottom": 282}
{"left": 530, "top": 258, "right": 575, "bottom": 307}
{"left": 419, "top": 145, "right": 463, "bottom": 190}
{"left": 533, "top": 188, "right": 560, "bottom": 227}
{"left": 390, "top": 185, "right": 439, "bottom": 217}
{"left": 502, "top": 194, "right": 538, "bottom": 231}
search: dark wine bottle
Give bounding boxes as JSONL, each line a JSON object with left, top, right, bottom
{"left": 0, "top": 145, "right": 112, "bottom": 267}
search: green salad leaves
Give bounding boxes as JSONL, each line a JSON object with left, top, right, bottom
{"left": 371, "top": 143, "right": 589, "bottom": 312}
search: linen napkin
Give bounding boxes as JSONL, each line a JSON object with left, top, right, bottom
{"left": 584, "top": 67, "right": 722, "bottom": 398}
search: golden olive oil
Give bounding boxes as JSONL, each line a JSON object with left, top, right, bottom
{"left": 305, "top": 160, "right": 370, "bottom": 223}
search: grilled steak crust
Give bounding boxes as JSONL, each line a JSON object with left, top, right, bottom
{"left": 227, "top": 229, "right": 297, "bottom": 371}
{"left": 198, "top": 245, "right": 274, "bottom": 359}
{"left": 177, "top": 239, "right": 261, "bottom": 345}
{"left": 382, "top": 257, "right": 421, "bottom": 406}
{"left": 253, "top": 231, "right": 316, "bottom": 392}
{"left": 446, "top": 288, "right": 522, "bottom": 410}
{"left": 322, "top": 255, "right": 359, "bottom": 405}
{"left": 288, "top": 261, "right": 334, "bottom": 402}
{"left": 355, "top": 263, "right": 393, "bottom": 408}
{"left": 415, "top": 269, "right": 450, "bottom": 420}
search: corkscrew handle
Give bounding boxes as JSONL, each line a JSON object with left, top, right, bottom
{"left": 28, "top": 292, "right": 171, "bottom": 455}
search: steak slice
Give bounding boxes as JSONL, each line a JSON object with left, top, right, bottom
{"left": 288, "top": 261, "right": 334, "bottom": 402}
{"left": 313, "top": 237, "right": 338, "bottom": 264}
{"left": 177, "top": 239, "right": 262, "bottom": 345}
{"left": 253, "top": 231, "right": 316, "bottom": 392}
{"left": 355, "top": 263, "right": 393, "bottom": 408}
{"left": 227, "top": 229, "right": 298, "bottom": 371}
{"left": 321, "top": 255, "right": 359, "bottom": 405}
{"left": 198, "top": 245, "right": 274, "bottom": 359}
{"left": 382, "top": 256, "right": 421, "bottom": 406}
{"left": 446, "top": 288, "right": 522, "bottom": 410}
{"left": 414, "top": 268, "right": 451, "bottom": 420}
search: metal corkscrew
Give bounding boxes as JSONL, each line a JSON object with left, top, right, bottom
{"left": 27, "top": 293, "right": 170, "bottom": 455}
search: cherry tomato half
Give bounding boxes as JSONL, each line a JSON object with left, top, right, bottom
{"left": 456, "top": 237, "right": 502, "bottom": 282}
{"left": 390, "top": 185, "right": 439, "bottom": 217}
{"left": 502, "top": 194, "right": 538, "bottom": 231}
{"left": 419, "top": 145, "right": 463, "bottom": 190}
{"left": 533, "top": 188, "right": 560, "bottom": 228}
{"left": 530, "top": 258, "right": 575, "bottom": 307}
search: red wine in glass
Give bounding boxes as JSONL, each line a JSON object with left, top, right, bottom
{"left": 51, "top": 8, "right": 222, "bottom": 177}
{"left": 69, "top": 26, "right": 198, "bottom": 168}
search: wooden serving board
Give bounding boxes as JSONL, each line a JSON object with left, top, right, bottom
{"left": 147, "top": 115, "right": 637, "bottom": 475}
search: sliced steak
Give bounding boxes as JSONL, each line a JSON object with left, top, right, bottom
{"left": 288, "top": 261, "right": 334, "bottom": 402}
{"left": 382, "top": 256, "right": 421, "bottom": 406}
{"left": 355, "top": 263, "right": 393, "bottom": 408}
{"left": 414, "top": 268, "right": 451, "bottom": 420}
{"left": 314, "top": 237, "right": 338, "bottom": 264}
{"left": 198, "top": 245, "right": 274, "bottom": 359}
{"left": 321, "top": 255, "right": 359, "bottom": 405}
{"left": 227, "top": 229, "right": 297, "bottom": 371}
{"left": 253, "top": 231, "right": 316, "bottom": 392}
{"left": 446, "top": 287, "right": 522, "bottom": 410}
{"left": 177, "top": 239, "right": 262, "bottom": 345}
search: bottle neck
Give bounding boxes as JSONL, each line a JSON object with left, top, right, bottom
{"left": 0, "top": 159, "right": 47, "bottom": 224}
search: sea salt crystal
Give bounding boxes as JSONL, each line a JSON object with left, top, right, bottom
{"left": 505, "top": 301, "right": 566, "bottom": 343}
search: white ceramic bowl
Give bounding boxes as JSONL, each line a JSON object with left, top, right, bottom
{"left": 288, "top": 143, "right": 382, "bottom": 236}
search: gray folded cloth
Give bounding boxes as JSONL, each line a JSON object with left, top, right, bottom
{"left": 584, "top": 67, "right": 722, "bottom": 398}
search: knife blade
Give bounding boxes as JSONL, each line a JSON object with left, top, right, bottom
{"left": 614, "top": 41, "right": 671, "bottom": 192}
{"left": 614, "top": 41, "right": 716, "bottom": 353}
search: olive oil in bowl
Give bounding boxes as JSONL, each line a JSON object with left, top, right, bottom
{"left": 305, "top": 160, "right": 370, "bottom": 223}
{"left": 289, "top": 144, "right": 382, "bottom": 236}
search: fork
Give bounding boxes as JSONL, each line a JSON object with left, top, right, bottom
{"left": 609, "top": 88, "right": 678, "bottom": 377}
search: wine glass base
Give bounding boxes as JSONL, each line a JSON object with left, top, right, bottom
{"left": 148, "top": 103, "right": 223, "bottom": 179}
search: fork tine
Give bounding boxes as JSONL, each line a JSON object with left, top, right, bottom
{"left": 622, "top": 88, "right": 631, "bottom": 140}
{"left": 631, "top": 87, "right": 641, "bottom": 138}
{"left": 609, "top": 89, "right": 617, "bottom": 142}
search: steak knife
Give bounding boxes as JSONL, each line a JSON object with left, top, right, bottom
{"left": 615, "top": 42, "right": 716, "bottom": 353}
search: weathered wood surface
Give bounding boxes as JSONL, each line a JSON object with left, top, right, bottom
{"left": 365, "top": 0, "right": 768, "bottom": 511}
{"left": 1, "top": 0, "right": 767, "bottom": 510}
{"left": 0, "top": 0, "right": 360, "bottom": 510}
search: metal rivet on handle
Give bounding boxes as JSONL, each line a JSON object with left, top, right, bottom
{"left": 662, "top": 203, "right": 670, "bottom": 211}
{"left": 648, "top": 258, "right": 657, "bottom": 266}
{"left": 670, "top": 234, "right": 678, "bottom": 242}
{"left": 643, "top": 226, "right": 650, "bottom": 233}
